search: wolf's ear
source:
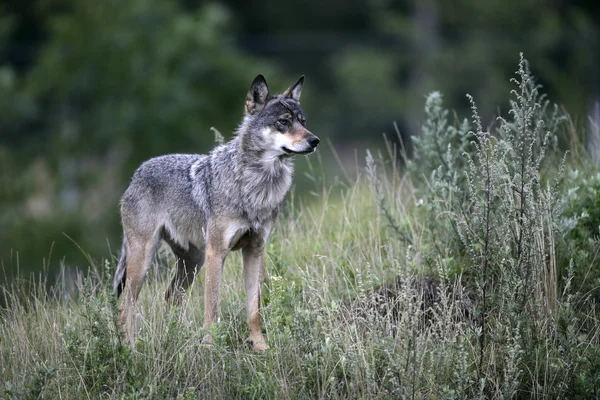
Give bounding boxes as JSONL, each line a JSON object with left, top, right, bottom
{"left": 283, "top": 75, "right": 304, "bottom": 101}
{"left": 246, "top": 74, "right": 270, "bottom": 115}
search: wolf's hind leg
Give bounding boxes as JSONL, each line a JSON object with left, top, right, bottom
{"left": 164, "top": 241, "right": 205, "bottom": 305}
{"left": 119, "top": 231, "right": 160, "bottom": 344}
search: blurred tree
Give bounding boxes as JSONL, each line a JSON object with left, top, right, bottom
{"left": 25, "top": 0, "right": 273, "bottom": 166}
{"left": 0, "top": 0, "right": 274, "bottom": 280}
{"left": 323, "top": 0, "right": 599, "bottom": 143}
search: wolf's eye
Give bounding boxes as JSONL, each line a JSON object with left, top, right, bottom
{"left": 298, "top": 115, "right": 306, "bottom": 126}
{"left": 278, "top": 118, "right": 289, "bottom": 126}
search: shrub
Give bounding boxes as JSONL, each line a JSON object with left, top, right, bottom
{"left": 370, "top": 54, "right": 600, "bottom": 397}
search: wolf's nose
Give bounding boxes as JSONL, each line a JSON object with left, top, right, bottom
{"left": 308, "top": 136, "right": 320, "bottom": 148}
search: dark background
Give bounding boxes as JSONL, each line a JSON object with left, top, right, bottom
{"left": 0, "top": 0, "right": 598, "bottom": 283}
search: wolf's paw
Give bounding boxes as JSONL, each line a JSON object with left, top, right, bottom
{"left": 201, "top": 334, "right": 215, "bottom": 346}
{"left": 249, "top": 336, "right": 268, "bottom": 352}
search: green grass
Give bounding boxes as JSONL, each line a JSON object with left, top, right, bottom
{"left": 0, "top": 178, "right": 425, "bottom": 399}
{"left": 2, "top": 173, "right": 598, "bottom": 399}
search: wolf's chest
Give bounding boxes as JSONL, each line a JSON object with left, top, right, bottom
{"left": 237, "top": 170, "right": 291, "bottom": 228}
{"left": 241, "top": 162, "right": 292, "bottom": 205}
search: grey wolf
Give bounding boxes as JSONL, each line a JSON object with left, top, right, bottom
{"left": 113, "top": 75, "right": 319, "bottom": 351}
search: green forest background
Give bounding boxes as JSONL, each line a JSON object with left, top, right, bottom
{"left": 1, "top": 0, "right": 599, "bottom": 285}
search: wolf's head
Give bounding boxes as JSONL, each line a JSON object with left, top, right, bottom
{"left": 242, "top": 75, "right": 319, "bottom": 157}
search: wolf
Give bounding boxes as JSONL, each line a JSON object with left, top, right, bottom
{"left": 112, "top": 75, "right": 319, "bottom": 351}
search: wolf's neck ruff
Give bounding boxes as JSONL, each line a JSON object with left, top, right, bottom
{"left": 224, "top": 131, "right": 294, "bottom": 229}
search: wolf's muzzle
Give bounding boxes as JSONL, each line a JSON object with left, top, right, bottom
{"left": 308, "top": 135, "right": 320, "bottom": 149}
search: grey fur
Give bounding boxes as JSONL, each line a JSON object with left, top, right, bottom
{"left": 113, "top": 75, "right": 318, "bottom": 348}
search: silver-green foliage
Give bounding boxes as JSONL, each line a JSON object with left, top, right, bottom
{"left": 391, "top": 54, "right": 597, "bottom": 396}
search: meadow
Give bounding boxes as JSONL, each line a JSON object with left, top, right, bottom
{"left": 2, "top": 56, "right": 600, "bottom": 399}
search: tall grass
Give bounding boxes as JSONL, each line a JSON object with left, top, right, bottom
{"left": 2, "top": 56, "right": 600, "bottom": 399}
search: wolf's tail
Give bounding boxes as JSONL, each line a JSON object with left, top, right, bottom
{"left": 113, "top": 240, "right": 127, "bottom": 298}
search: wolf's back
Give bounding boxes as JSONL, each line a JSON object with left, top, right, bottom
{"left": 115, "top": 154, "right": 209, "bottom": 292}
{"left": 120, "top": 154, "right": 204, "bottom": 217}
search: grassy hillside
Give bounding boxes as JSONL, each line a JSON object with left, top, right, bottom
{"left": 2, "top": 56, "right": 600, "bottom": 399}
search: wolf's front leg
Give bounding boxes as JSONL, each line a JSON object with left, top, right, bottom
{"left": 242, "top": 242, "right": 268, "bottom": 351}
{"left": 202, "top": 242, "right": 227, "bottom": 344}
